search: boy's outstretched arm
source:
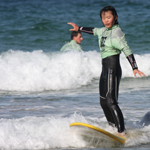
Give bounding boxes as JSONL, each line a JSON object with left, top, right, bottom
{"left": 68, "top": 22, "right": 79, "bottom": 31}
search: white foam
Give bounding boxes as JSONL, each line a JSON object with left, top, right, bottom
{"left": 0, "top": 50, "right": 101, "bottom": 91}
{"left": 0, "top": 113, "right": 150, "bottom": 149}
{"left": 0, "top": 50, "right": 149, "bottom": 92}
{"left": 0, "top": 114, "right": 87, "bottom": 149}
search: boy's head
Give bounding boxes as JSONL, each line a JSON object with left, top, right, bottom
{"left": 100, "top": 6, "right": 119, "bottom": 26}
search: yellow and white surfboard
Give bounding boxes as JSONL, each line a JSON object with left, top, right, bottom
{"left": 69, "top": 122, "right": 126, "bottom": 144}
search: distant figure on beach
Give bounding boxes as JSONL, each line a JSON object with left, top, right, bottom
{"left": 60, "top": 31, "right": 83, "bottom": 52}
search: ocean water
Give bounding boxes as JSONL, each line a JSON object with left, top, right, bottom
{"left": 0, "top": 0, "right": 150, "bottom": 149}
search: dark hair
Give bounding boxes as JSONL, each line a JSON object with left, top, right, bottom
{"left": 71, "top": 31, "right": 81, "bottom": 40}
{"left": 100, "top": 6, "right": 119, "bottom": 25}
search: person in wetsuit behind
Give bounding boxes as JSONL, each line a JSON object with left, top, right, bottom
{"left": 68, "top": 6, "right": 145, "bottom": 135}
{"left": 60, "top": 31, "right": 83, "bottom": 52}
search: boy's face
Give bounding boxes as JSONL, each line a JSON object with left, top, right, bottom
{"left": 101, "top": 11, "right": 118, "bottom": 28}
{"left": 74, "top": 33, "right": 83, "bottom": 44}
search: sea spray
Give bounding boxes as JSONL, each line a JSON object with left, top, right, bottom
{"left": 0, "top": 113, "right": 150, "bottom": 149}
{"left": 0, "top": 50, "right": 149, "bottom": 92}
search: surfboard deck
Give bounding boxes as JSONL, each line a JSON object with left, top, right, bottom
{"left": 69, "top": 122, "right": 126, "bottom": 144}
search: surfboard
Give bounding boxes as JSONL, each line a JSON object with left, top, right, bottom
{"left": 69, "top": 122, "right": 126, "bottom": 144}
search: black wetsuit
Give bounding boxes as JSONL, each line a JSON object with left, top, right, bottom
{"left": 79, "top": 26, "right": 138, "bottom": 133}
{"left": 100, "top": 54, "right": 124, "bottom": 132}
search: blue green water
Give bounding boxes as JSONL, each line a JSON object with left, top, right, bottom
{"left": 1, "top": 0, "right": 150, "bottom": 53}
{"left": 0, "top": 0, "right": 150, "bottom": 149}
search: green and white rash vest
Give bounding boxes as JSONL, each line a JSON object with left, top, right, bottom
{"left": 78, "top": 25, "right": 138, "bottom": 70}
{"left": 93, "top": 24, "right": 132, "bottom": 59}
{"left": 60, "top": 40, "right": 82, "bottom": 52}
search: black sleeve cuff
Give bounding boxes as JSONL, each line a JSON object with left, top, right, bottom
{"left": 127, "top": 54, "right": 138, "bottom": 70}
{"left": 78, "top": 26, "right": 94, "bottom": 34}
